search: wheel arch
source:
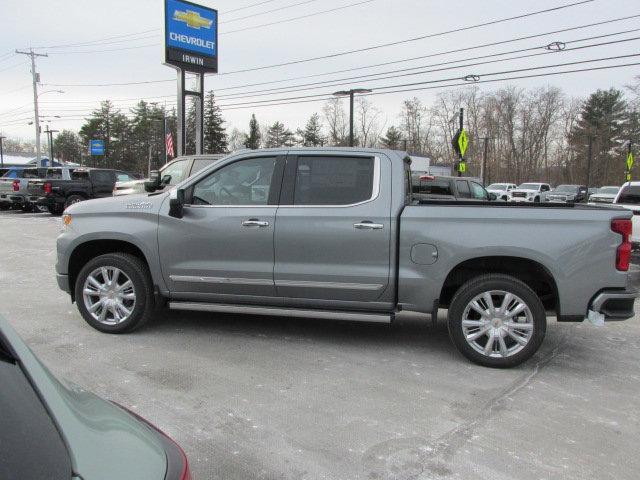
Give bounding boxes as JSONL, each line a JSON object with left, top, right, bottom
{"left": 439, "top": 256, "right": 559, "bottom": 313}
{"left": 68, "top": 239, "right": 151, "bottom": 301}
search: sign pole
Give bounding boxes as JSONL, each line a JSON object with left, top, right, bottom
{"left": 176, "top": 68, "right": 186, "bottom": 157}
{"left": 196, "top": 72, "right": 204, "bottom": 155}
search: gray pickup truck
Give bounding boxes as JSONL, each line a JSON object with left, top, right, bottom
{"left": 55, "top": 148, "right": 636, "bottom": 367}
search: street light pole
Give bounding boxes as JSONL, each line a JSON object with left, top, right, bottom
{"left": 44, "top": 126, "right": 59, "bottom": 165}
{"left": 333, "top": 88, "right": 372, "bottom": 147}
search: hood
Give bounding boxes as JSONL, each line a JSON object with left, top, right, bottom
{"left": 0, "top": 315, "right": 166, "bottom": 480}
{"left": 65, "top": 192, "right": 167, "bottom": 216}
{"left": 511, "top": 188, "right": 538, "bottom": 194}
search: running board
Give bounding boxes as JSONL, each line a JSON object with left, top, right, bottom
{"left": 169, "top": 301, "right": 393, "bottom": 323}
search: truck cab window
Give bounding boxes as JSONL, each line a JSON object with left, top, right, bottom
{"left": 470, "top": 181, "right": 488, "bottom": 200}
{"left": 294, "top": 156, "right": 374, "bottom": 205}
{"left": 191, "top": 157, "right": 276, "bottom": 206}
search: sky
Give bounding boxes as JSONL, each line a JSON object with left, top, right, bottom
{"left": 0, "top": 0, "right": 639, "bottom": 143}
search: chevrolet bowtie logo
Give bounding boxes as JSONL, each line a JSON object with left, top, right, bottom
{"left": 173, "top": 9, "right": 213, "bottom": 29}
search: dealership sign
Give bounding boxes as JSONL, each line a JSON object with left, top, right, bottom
{"left": 89, "top": 139, "right": 105, "bottom": 156}
{"left": 165, "top": 0, "right": 218, "bottom": 72}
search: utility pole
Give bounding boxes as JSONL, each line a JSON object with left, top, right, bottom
{"left": 15, "top": 49, "right": 48, "bottom": 168}
{"left": 333, "top": 88, "right": 372, "bottom": 147}
{"left": 44, "top": 126, "right": 58, "bottom": 165}
{"left": 0, "top": 136, "right": 5, "bottom": 167}
{"left": 480, "top": 136, "right": 491, "bottom": 185}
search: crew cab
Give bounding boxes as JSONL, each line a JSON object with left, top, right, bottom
{"left": 28, "top": 168, "right": 125, "bottom": 215}
{"left": 508, "top": 182, "right": 551, "bottom": 202}
{"left": 55, "top": 148, "right": 636, "bottom": 368}
{"left": 412, "top": 175, "right": 496, "bottom": 201}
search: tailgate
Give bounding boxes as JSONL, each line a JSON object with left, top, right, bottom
{"left": 26, "top": 179, "right": 46, "bottom": 196}
{"left": 0, "top": 178, "right": 16, "bottom": 194}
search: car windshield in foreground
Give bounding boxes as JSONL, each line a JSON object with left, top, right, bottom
{"left": 518, "top": 183, "right": 539, "bottom": 189}
{"left": 487, "top": 184, "right": 507, "bottom": 189}
{"left": 555, "top": 185, "right": 577, "bottom": 192}
{"left": 598, "top": 187, "right": 619, "bottom": 194}
{"left": 617, "top": 186, "right": 640, "bottom": 205}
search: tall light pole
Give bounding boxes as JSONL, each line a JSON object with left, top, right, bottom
{"left": 333, "top": 88, "right": 372, "bottom": 147}
{"left": 15, "top": 49, "right": 48, "bottom": 167}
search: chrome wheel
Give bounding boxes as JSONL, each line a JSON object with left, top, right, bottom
{"left": 82, "top": 266, "right": 136, "bottom": 325}
{"left": 461, "top": 290, "right": 534, "bottom": 358}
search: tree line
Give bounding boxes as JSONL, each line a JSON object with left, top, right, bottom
{"left": 10, "top": 76, "right": 640, "bottom": 186}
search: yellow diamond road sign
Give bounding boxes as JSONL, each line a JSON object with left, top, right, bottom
{"left": 627, "top": 151, "right": 634, "bottom": 170}
{"left": 458, "top": 129, "right": 469, "bottom": 157}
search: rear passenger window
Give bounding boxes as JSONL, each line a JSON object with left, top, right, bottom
{"left": 46, "top": 169, "right": 62, "bottom": 179}
{"left": 91, "top": 170, "right": 114, "bottom": 183}
{"left": 294, "top": 156, "right": 375, "bottom": 206}
{"left": 456, "top": 180, "right": 471, "bottom": 198}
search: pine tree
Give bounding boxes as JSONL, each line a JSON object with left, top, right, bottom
{"left": 203, "top": 91, "right": 228, "bottom": 154}
{"left": 244, "top": 114, "right": 261, "bottom": 149}
{"left": 265, "top": 121, "right": 295, "bottom": 148}
{"left": 380, "top": 126, "right": 403, "bottom": 149}
{"left": 185, "top": 98, "right": 197, "bottom": 155}
{"left": 569, "top": 88, "right": 628, "bottom": 185}
{"left": 299, "top": 113, "right": 324, "bottom": 146}
{"left": 53, "top": 130, "right": 83, "bottom": 164}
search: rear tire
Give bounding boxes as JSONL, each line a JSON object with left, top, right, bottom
{"left": 447, "top": 274, "right": 546, "bottom": 368}
{"left": 64, "top": 195, "right": 85, "bottom": 209}
{"left": 74, "top": 253, "right": 155, "bottom": 333}
{"left": 21, "top": 203, "right": 34, "bottom": 212}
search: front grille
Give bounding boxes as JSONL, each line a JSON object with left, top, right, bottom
{"left": 548, "top": 195, "right": 566, "bottom": 201}
{"left": 511, "top": 192, "right": 526, "bottom": 198}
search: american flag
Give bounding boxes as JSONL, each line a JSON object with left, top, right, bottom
{"left": 165, "top": 124, "right": 175, "bottom": 159}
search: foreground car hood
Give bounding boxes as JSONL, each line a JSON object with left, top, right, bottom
{"left": 0, "top": 316, "right": 166, "bottom": 480}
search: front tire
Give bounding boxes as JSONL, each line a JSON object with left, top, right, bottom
{"left": 48, "top": 204, "right": 64, "bottom": 215}
{"left": 447, "top": 274, "right": 546, "bottom": 368}
{"left": 75, "top": 253, "right": 155, "bottom": 333}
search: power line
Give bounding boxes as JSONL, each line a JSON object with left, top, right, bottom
{"left": 218, "top": 61, "right": 640, "bottom": 111}
{"left": 226, "top": 0, "right": 280, "bottom": 14}
{"left": 221, "top": 0, "right": 375, "bottom": 34}
{"left": 219, "top": 0, "right": 595, "bottom": 74}
{"left": 222, "top": 0, "right": 319, "bottom": 24}
{"left": 215, "top": 53, "right": 640, "bottom": 107}
{"left": 212, "top": 14, "right": 640, "bottom": 90}
{"left": 213, "top": 35, "right": 640, "bottom": 100}
{"left": 41, "top": 7, "right": 625, "bottom": 89}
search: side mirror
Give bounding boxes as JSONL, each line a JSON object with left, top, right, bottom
{"left": 144, "top": 170, "right": 161, "bottom": 192}
{"left": 488, "top": 192, "right": 497, "bottom": 201}
{"left": 169, "top": 188, "right": 185, "bottom": 219}
{"left": 161, "top": 174, "right": 172, "bottom": 185}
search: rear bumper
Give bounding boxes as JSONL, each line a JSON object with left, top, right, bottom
{"left": 37, "top": 195, "right": 62, "bottom": 207}
{"left": 0, "top": 193, "right": 26, "bottom": 205}
{"left": 589, "top": 287, "right": 637, "bottom": 321}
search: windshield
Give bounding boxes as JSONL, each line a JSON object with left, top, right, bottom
{"left": 554, "top": 185, "right": 577, "bottom": 193}
{"left": 616, "top": 185, "right": 640, "bottom": 205}
{"left": 487, "top": 184, "right": 507, "bottom": 189}
{"left": 517, "top": 183, "right": 539, "bottom": 190}
{"left": 598, "top": 187, "right": 619, "bottom": 194}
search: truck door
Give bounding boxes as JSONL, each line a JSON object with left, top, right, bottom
{"left": 274, "top": 153, "right": 391, "bottom": 304}
{"left": 158, "top": 154, "right": 285, "bottom": 299}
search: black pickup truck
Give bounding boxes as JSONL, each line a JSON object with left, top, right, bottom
{"left": 27, "top": 168, "right": 127, "bottom": 215}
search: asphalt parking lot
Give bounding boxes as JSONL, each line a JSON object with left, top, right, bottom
{"left": 1, "top": 209, "right": 639, "bottom": 480}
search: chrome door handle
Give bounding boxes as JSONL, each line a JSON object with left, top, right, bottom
{"left": 242, "top": 219, "right": 269, "bottom": 227}
{"left": 353, "top": 222, "right": 384, "bottom": 230}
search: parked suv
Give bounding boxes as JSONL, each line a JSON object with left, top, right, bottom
{"left": 542, "top": 184, "right": 588, "bottom": 203}
{"left": 508, "top": 183, "right": 551, "bottom": 202}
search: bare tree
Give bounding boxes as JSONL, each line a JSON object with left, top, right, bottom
{"left": 322, "top": 98, "right": 348, "bottom": 146}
